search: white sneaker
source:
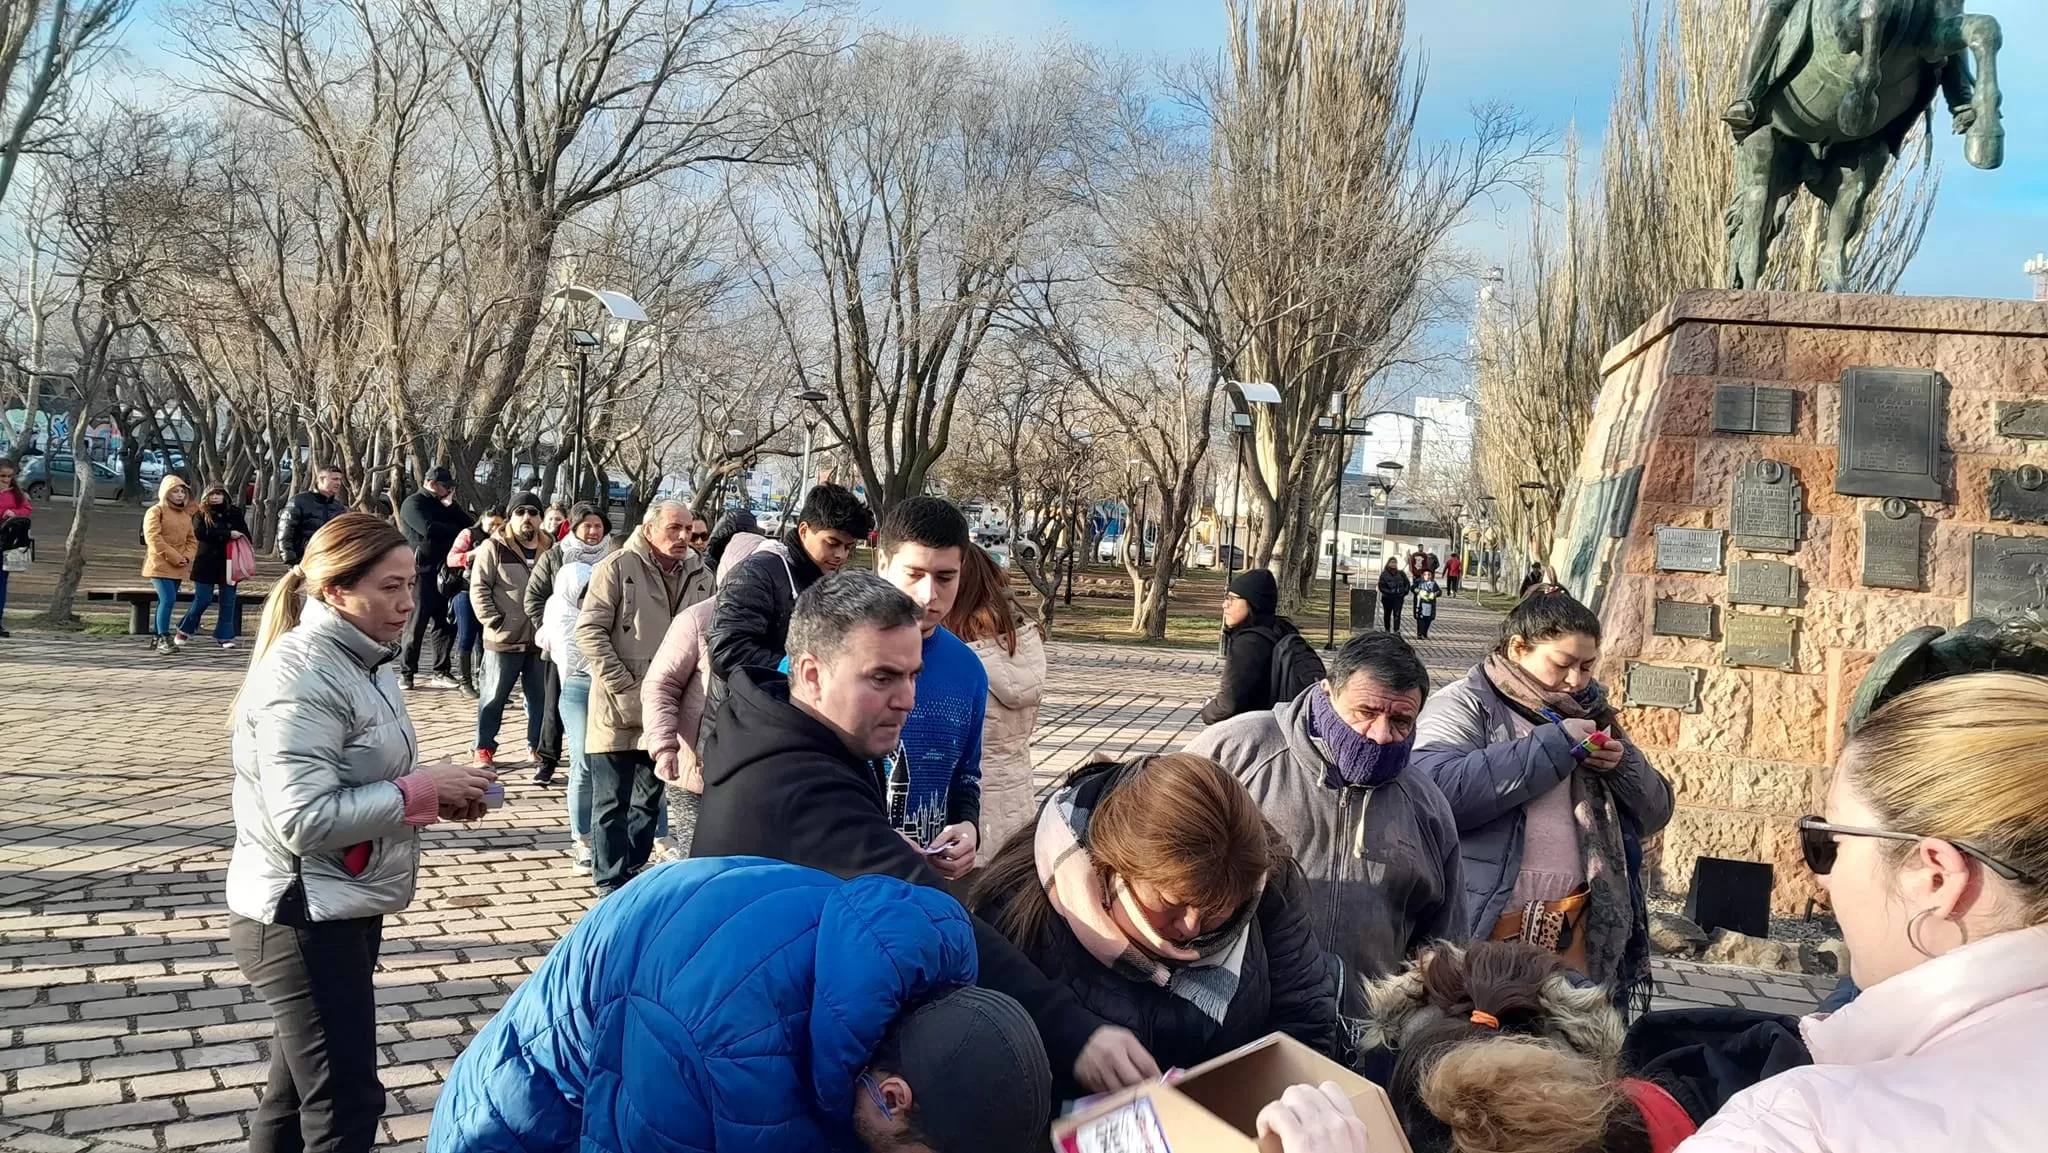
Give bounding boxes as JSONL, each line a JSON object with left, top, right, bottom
{"left": 570, "top": 838, "right": 593, "bottom": 873}
{"left": 651, "top": 836, "right": 687, "bottom": 864}
{"left": 428, "top": 674, "right": 461, "bottom": 690}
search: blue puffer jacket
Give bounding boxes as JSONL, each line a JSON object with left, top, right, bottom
{"left": 429, "top": 857, "right": 978, "bottom": 1152}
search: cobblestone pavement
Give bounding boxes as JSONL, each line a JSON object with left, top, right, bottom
{"left": 0, "top": 599, "right": 1826, "bottom": 1151}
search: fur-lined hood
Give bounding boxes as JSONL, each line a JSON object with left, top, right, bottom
{"left": 1362, "top": 942, "right": 1625, "bottom": 1061}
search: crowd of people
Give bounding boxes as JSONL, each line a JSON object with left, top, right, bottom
{"left": 205, "top": 475, "right": 2048, "bottom": 1153}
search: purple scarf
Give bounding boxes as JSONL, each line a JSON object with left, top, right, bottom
{"left": 1307, "top": 685, "right": 1412, "bottom": 788}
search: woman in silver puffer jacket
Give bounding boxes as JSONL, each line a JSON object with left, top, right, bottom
{"left": 226, "top": 513, "right": 497, "bottom": 1153}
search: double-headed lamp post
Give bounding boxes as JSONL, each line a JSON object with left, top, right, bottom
{"left": 551, "top": 285, "right": 649, "bottom": 503}
{"left": 1224, "top": 381, "right": 1282, "bottom": 583}
{"left": 796, "top": 389, "right": 829, "bottom": 493}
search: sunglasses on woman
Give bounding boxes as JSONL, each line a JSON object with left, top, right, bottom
{"left": 1797, "top": 816, "right": 2033, "bottom": 883}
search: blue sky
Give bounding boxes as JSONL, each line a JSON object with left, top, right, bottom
{"left": 867, "top": 0, "right": 2048, "bottom": 301}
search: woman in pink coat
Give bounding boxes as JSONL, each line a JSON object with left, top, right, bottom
{"left": 640, "top": 531, "right": 767, "bottom": 843}
{"left": 1680, "top": 670, "right": 2048, "bottom": 1152}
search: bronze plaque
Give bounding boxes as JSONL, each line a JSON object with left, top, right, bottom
{"left": 1652, "top": 599, "right": 1718, "bottom": 639}
{"left": 1711, "top": 385, "right": 1798, "bottom": 435}
{"left": 1655, "top": 526, "right": 1724, "bottom": 574}
{"left": 1995, "top": 400, "right": 2048, "bottom": 440}
{"left": 1624, "top": 662, "right": 1704, "bottom": 712}
{"left": 1989, "top": 465, "right": 2048, "bottom": 525}
{"left": 1723, "top": 612, "right": 1798, "bottom": 671}
{"left": 1835, "top": 367, "right": 1945, "bottom": 501}
{"left": 1971, "top": 533, "right": 2048, "bottom": 620}
{"left": 1861, "top": 499, "right": 1924, "bottom": 590}
{"left": 1731, "top": 459, "right": 1803, "bottom": 553}
{"left": 1729, "top": 559, "right": 1800, "bottom": 607}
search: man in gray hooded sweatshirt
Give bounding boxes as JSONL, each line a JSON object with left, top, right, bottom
{"left": 1188, "top": 631, "right": 1463, "bottom": 1025}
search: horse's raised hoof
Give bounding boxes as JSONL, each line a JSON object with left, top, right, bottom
{"left": 1966, "top": 124, "right": 2005, "bottom": 169}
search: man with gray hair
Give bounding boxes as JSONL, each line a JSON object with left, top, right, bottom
{"left": 695, "top": 570, "right": 1167, "bottom": 1103}
{"left": 575, "top": 499, "right": 712, "bottom": 895}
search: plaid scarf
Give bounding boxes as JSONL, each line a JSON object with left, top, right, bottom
{"left": 1033, "top": 761, "right": 1259, "bottom": 1024}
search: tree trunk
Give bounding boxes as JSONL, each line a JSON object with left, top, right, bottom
{"left": 41, "top": 416, "right": 99, "bottom": 624}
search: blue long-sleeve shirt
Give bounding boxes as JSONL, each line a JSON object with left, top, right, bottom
{"left": 900, "top": 625, "right": 987, "bottom": 835}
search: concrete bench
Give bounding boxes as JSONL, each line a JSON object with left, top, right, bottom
{"left": 85, "top": 587, "right": 268, "bottom": 636}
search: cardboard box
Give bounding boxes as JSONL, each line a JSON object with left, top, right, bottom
{"left": 1050, "top": 1033, "right": 1413, "bottom": 1153}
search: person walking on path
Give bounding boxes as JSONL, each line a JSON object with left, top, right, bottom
{"left": 941, "top": 542, "right": 1046, "bottom": 860}
{"left": 1198, "top": 568, "right": 1323, "bottom": 726}
{"left": 1376, "top": 558, "right": 1412, "bottom": 635}
{"left": 445, "top": 509, "right": 502, "bottom": 698}
{"left": 969, "top": 753, "right": 1343, "bottom": 1102}
{"left": 693, "top": 571, "right": 1163, "bottom": 1098}
{"left": 142, "top": 474, "right": 198, "bottom": 654}
{"left": 397, "top": 466, "right": 471, "bottom": 691}
{"left": 641, "top": 527, "right": 767, "bottom": 858}
{"left": 1443, "top": 553, "right": 1463, "bottom": 595}
{"left": 1518, "top": 561, "right": 1547, "bottom": 597}
{"left": 0, "top": 456, "right": 33, "bottom": 637}
{"left": 277, "top": 465, "right": 347, "bottom": 566}
{"left": 575, "top": 499, "right": 711, "bottom": 895}
{"left": 705, "top": 482, "right": 873, "bottom": 717}
{"left": 469, "top": 494, "right": 551, "bottom": 769}
{"left": 226, "top": 512, "right": 496, "bottom": 1153}
{"left": 430, "top": 858, "right": 1053, "bottom": 1153}
{"left": 1412, "top": 569, "right": 1442, "bottom": 640}
{"left": 1412, "top": 587, "right": 1673, "bottom": 1005}
{"left": 1680, "top": 671, "right": 2048, "bottom": 1152}
{"left": 1189, "top": 631, "right": 1464, "bottom": 1024}
{"left": 177, "top": 483, "right": 253, "bottom": 648}
{"left": 535, "top": 551, "right": 610, "bottom": 872}
{"left": 523, "top": 503, "right": 613, "bottom": 786}
{"left": 874, "top": 496, "right": 987, "bottom": 876}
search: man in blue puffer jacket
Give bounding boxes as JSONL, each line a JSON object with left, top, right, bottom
{"left": 430, "top": 857, "right": 1053, "bottom": 1153}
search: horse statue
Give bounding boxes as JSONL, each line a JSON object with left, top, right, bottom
{"left": 1724, "top": 0, "right": 2004, "bottom": 291}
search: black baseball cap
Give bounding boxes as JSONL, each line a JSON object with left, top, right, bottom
{"left": 894, "top": 987, "right": 1051, "bottom": 1153}
{"left": 427, "top": 466, "right": 455, "bottom": 486}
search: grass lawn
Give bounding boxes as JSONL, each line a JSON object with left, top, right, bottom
{"left": 1030, "top": 563, "right": 1229, "bottom": 650}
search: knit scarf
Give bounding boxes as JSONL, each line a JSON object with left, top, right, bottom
{"left": 1306, "top": 685, "right": 1412, "bottom": 788}
{"left": 1033, "top": 762, "right": 1260, "bottom": 1024}
{"left": 1481, "top": 654, "right": 1636, "bottom": 993}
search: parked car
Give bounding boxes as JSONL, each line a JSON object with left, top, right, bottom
{"left": 17, "top": 452, "right": 128, "bottom": 501}
{"left": 138, "top": 449, "right": 187, "bottom": 485}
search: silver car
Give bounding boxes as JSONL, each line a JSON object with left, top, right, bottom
{"left": 17, "top": 453, "right": 130, "bottom": 501}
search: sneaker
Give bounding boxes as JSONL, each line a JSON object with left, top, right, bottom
{"left": 532, "top": 763, "right": 557, "bottom": 787}
{"left": 218, "top": 640, "right": 237, "bottom": 649}
{"left": 0, "top": 626, "right": 12, "bottom": 638}
{"left": 173, "top": 632, "right": 190, "bottom": 648}
{"left": 401, "top": 674, "right": 417, "bottom": 691}
{"left": 651, "top": 836, "right": 687, "bottom": 864}
{"left": 152, "top": 636, "right": 177, "bottom": 655}
{"left": 473, "top": 748, "right": 495, "bottom": 768}
{"left": 570, "top": 838, "right": 593, "bottom": 872}
{"left": 428, "top": 674, "right": 461, "bottom": 690}
{"left": 459, "top": 681, "right": 479, "bottom": 699}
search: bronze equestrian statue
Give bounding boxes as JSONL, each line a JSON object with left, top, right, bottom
{"left": 1725, "top": 0, "right": 2004, "bottom": 291}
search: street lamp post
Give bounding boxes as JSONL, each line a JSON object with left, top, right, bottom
{"left": 1224, "top": 381, "right": 1282, "bottom": 584}
{"left": 796, "top": 389, "right": 829, "bottom": 491}
{"left": 550, "top": 285, "right": 648, "bottom": 504}
{"left": 1311, "top": 401, "right": 1405, "bottom": 649}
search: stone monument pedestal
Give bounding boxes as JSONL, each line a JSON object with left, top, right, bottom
{"left": 1548, "top": 291, "right": 2048, "bottom": 913}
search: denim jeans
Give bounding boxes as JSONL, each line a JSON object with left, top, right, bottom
{"left": 475, "top": 649, "right": 546, "bottom": 754}
{"left": 451, "top": 590, "right": 482, "bottom": 656}
{"left": 558, "top": 673, "right": 593, "bottom": 841}
{"left": 177, "top": 582, "right": 239, "bottom": 642}
{"left": 0, "top": 567, "right": 10, "bottom": 621}
{"left": 152, "top": 577, "right": 182, "bottom": 637}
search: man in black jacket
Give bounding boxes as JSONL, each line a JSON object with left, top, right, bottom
{"left": 694, "top": 571, "right": 1163, "bottom": 1099}
{"left": 703, "top": 482, "right": 872, "bottom": 726}
{"left": 1198, "top": 568, "right": 1318, "bottom": 725}
{"left": 277, "top": 465, "right": 347, "bottom": 565}
{"left": 398, "top": 466, "right": 473, "bottom": 690}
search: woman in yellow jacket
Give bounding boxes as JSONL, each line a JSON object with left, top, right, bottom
{"left": 142, "top": 474, "right": 197, "bottom": 653}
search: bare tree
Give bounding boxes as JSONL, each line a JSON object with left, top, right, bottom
{"left": 0, "top": 0, "right": 129, "bottom": 207}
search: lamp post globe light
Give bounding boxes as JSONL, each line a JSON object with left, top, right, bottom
{"left": 796, "top": 389, "right": 829, "bottom": 493}
{"left": 551, "top": 284, "right": 649, "bottom": 504}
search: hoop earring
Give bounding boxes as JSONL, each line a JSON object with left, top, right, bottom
{"left": 1906, "top": 908, "right": 1968, "bottom": 959}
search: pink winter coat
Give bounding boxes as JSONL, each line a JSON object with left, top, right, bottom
{"left": 641, "top": 533, "right": 767, "bottom": 792}
{"left": 1680, "top": 923, "right": 2048, "bottom": 1153}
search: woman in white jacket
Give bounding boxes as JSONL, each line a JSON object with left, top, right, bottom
{"left": 1676, "top": 669, "right": 2048, "bottom": 1152}
{"left": 941, "top": 543, "right": 1045, "bottom": 859}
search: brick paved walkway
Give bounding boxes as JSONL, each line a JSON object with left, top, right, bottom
{"left": 0, "top": 598, "right": 1825, "bottom": 1151}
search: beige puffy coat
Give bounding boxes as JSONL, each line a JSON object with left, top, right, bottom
{"left": 968, "top": 618, "right": 1046, "bottom": 859}
{"left": 575, "top": 530, "right": 711, "bottom": 755}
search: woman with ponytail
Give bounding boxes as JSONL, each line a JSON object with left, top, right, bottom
{"left": 226, "top": 513, "right": 498, "bottom": 1153}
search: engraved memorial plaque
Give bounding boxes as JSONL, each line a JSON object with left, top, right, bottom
{"left": 1655, "top": 526, "right": 1724, "bottom": 574}
{"left": 1711, "top": 385, "right": 1798, "bottom": 436}
{"left": 1835, "top": 367, "right": 1945, "bottom": 501}
{"left": 1970, "top": 533, "right": 2048, "bottom": 620}
{"left": 1652, "top": 599, "right": 1718, "bottom": 640}
{"left": 1625, "top": 662, "right": 1703, "bottom": 712}
{"left": 1989, "top": 464, "right": 2048, "bottom": 525}
{"left": 1729, "top": 558, "right": 1800, "bottom": 607}
{"left": 1731, "top": 459, "right": 1803, "bottom": 553}
{"left": 1723, "top": 612, "right": 1798, "bottom": 671}
{"left": 1860, "top": 498, "right": 1923, "bottom": 590}
{"left": 1995, "top": 401, "right": 2048, "bottom": 440}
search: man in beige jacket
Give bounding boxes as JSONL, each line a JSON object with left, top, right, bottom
{"left": 576, "top": 500, "right": 712, "bottom": 895}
